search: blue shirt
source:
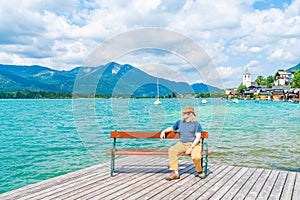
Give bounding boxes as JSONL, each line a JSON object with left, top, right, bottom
{"left": 172, "top": 120, "right": 203, "bottom": 142}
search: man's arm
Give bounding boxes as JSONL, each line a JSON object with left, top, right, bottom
{"left": 160, "top": 127, "right": 174, "bottom": 139}
{"left": 185, "top": 132, "right": 201, "bottom": 154}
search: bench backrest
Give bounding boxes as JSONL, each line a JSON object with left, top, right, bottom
{"left": 110, "top": 131, "right": 208, "bottom": 139}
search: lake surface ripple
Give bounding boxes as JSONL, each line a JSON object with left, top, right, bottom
{"left": 0, "top": 98, "right": 299, "bottom": 193}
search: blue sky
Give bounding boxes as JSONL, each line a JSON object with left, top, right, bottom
{"left": 0, "top": 0, "right": 299, "bottom": 88}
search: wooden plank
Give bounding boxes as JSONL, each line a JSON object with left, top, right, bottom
{"left": 201, "top": 131, "right": 208, "bottom": 138}
{"left": 280, "top": 171, "right": 297, "bottom": 200}
{"left": 232, "top": 168, "right": 265, "bottom": 199}
{"left": 209, "top": 167, "right": 249, "bottom": 200}
{"left": 99, "top": 165, "right": 194, "bottom": 200}
{"left": 293, "top": 172, "right": 300, "bottom": 200}
{"left": 170, "top": 165, "right": 231, "bottom": 200}
{"left": 0, "top": 161, "right": 111, "bottom": 200}
{"left": 116, "top": 164, "right": 219, "bottom": 200}
{"left": 17, "top": 156, "right": 146, "bottom": 200}
{"left": 63, "top": 171, "right": 160, "bottom": 200}
{"left": 152, "top": 165, "right": 219, "bottom": 200}
{"left": 119, "top": 160, "right": 195, "bottom": 200}
{"left": 256, "top": 170, "right": 280, "bottom": 200}
{"left": 50, "top": 156, "right": 162, "bottom": 200}
{"left": 107, "top": 149, "right": 170, "bottom": 156}
{"left": 162, "top": 165, "right": 225, "bottom": 200}
{"left": 136, "top": 164, "right": 198, "bottom": 200}
{"left": 191, "top": 166, "right": 242, "bottom": 199}
{"left": 112, "top": 160, "right": 194, "bottom": 200}
{"left": 106, "top": 149, "right": 209, "bottom": 156}
{"left": 15, "top": 156, "right": 150, "bottom": 200}
{"left": 110, "top": 131, "right": 208, "bottom": 139}
{"left": 186, "top": 166, "right": 234, "bottom": 200}
{"left": 110, "top": 131, "right": 179, "bottom": 138}
{"left": 1, "top": 156, "right": 300, "bottom": 200}
{"left": 269, "top": 170, "right": 288, "bottom": 200}
{"left": 220, "top": 167, "right": 256, "bottom": 200}
{"left": 76, "top": 157, "right": 169, "bottom": 199}
{"left": 244, "top": 169, "right": 272, "bottom": 200}
{"left": 59, "top": 157, "right": 168, "bottom": 200}
{"left": 106, "top": 165, "right": 197, "bottom": 200}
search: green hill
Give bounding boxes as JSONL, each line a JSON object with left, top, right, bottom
{"left": 0, "top": 62, "right": 221, "bottom": 96}
{"left": 287, "top": 63, "right": 300, "bottom": 72}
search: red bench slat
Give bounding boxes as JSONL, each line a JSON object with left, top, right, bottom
{"left": 110, "top": 131, "right": 208, "bottom": 139}
{"left": 106, "top": 149, "right": 211, "bottom": 156}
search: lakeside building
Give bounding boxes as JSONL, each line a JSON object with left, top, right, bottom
{"left": 272, "top": 89, "right": 285, "bottom": 101}
{"left": 242, "top": 67, "right": 252, "bottom": 87}
{"left": 228, "top": 67, "right": 300, "bottom": 102}
{"left": 242, "top": 68, "right": 259, "bottom": 88}
{"left": 291, "top": 89, "right": 300, "bottom": 102}
{"left": 259, "top": 90, "right": 272, "bottom": 100}
{"left": 241, "top": 86, "right": 299, "bottom": 102}
{"left": 176, "top": 93, "right": 195, "bottom": 98}
{"left": 225, "top": 88, "right": 237, "bottom": 96}
{"left": 274, "top": 70, "right": 293, "bottom": 86}
{"left": 225, "top": 88, "right": 237, "bottom": 99}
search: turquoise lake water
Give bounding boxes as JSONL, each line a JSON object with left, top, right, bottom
{"left": 0, "top": 98, "right": 299, "bottom": 193}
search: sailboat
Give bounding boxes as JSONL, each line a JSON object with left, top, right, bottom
{"left": 154, "top": 76, "right": 162, "bottom": 105}
{"left": 232, "top": 98, "right": 239, "bottom": 103}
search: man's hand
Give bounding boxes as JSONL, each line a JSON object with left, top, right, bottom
{"left": 185, "top": 147, "right": 192, "bottom": 154}
{"left": 160, "top": 131, "right": 165, "bottom": 140}
{"left": 160, "top": 127, "right": 173, "bottom": 140}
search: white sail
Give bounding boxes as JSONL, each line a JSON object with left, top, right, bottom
{"left": 154, "top": 98, "right": 162, "bottom": 105}
{"left": 154, "top": 76, "right": 162, "bottom": 105}
{"left": 232, "top": 98, "right": 239, "bottom": 103}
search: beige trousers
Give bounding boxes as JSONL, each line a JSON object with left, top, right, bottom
{"left": 168, "top": 142, "right": 202, "bottom": 172}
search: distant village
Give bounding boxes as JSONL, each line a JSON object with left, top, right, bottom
{"left": 225, "top": 67, "right": 300, "bottom": 103}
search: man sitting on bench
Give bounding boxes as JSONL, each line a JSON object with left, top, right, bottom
{"left": 160, "top": 106, "right": 205, "bottom": 181}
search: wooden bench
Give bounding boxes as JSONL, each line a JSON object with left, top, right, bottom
{"left": 106, "top": 131, "right": 210, "bottom": 178}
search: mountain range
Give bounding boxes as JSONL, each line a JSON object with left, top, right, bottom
{"left": 287, "top": 63, "right": 300, "bottom": 72}
{"left": 0, "top": 62, "right": 221, "bottom": 96}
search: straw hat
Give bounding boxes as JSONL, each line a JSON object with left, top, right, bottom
{"left": 182, "top": 106, "right": 195, "bottom": 114}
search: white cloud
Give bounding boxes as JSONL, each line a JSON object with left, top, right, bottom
{"left": 170, "top": 0, "right": 243, "bottom": 31}
{"left": 284, "top": 0, "right": 300, "bottom": 16}
{"left": 217, "top": 66, "right": 244, "bottom": 88}
{"left": 245, "top": 60, "right": 259, "bottom": 68}
{"left": 268, "top": 37, "right": 300, "bottom": 63}
{"left": 0, "top": 0, "right": 300, "bottom": 88}
{"left": 269, "top": 48, "right": 284, "bottom": 60}
{"left": 131, "top": 0, "right": 161, "bottom": 14}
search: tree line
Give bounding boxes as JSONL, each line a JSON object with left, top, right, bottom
{"left": 237, "top": 69, "right": 300, "bottom": 93}
{"left": 0, "top": 91, "right": 73, "bottom": 99}
{"left": 253, "top": 69, "right": 300, "bottom": 88}
{"left": 0, "top": 90, "right": 226, "bottom": 99}
{"left": 0, "top": 91, "right": 115, "bottom": 99}
{"left": 292, "top": 70, "right": 300, "bottom": 88}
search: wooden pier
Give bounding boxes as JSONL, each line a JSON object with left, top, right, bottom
{"left": 1, "top": 156, "right": 299, "bottom": 199}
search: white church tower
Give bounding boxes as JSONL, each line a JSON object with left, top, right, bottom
{"left": 243, "top": 67, "right": 251, "bottom": 87}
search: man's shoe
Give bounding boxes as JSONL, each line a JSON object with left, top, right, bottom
{"left": 198, "top": 171, "right": 206, "bottom": 179}
{"left": 166, "top": 173, "right": 180, "bottom": 181}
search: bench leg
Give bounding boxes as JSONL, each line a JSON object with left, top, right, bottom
{"left": 110, "top": 138, "right": 116, "bottom": 177}
{"left": 110, "top": 149, "right": 115, "bottom": 177}
{"left": 202, "top": 142, "right": 209, "bottom": 178}
{"left": 200, "top": 144, "right": 203, "bottom": 172}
